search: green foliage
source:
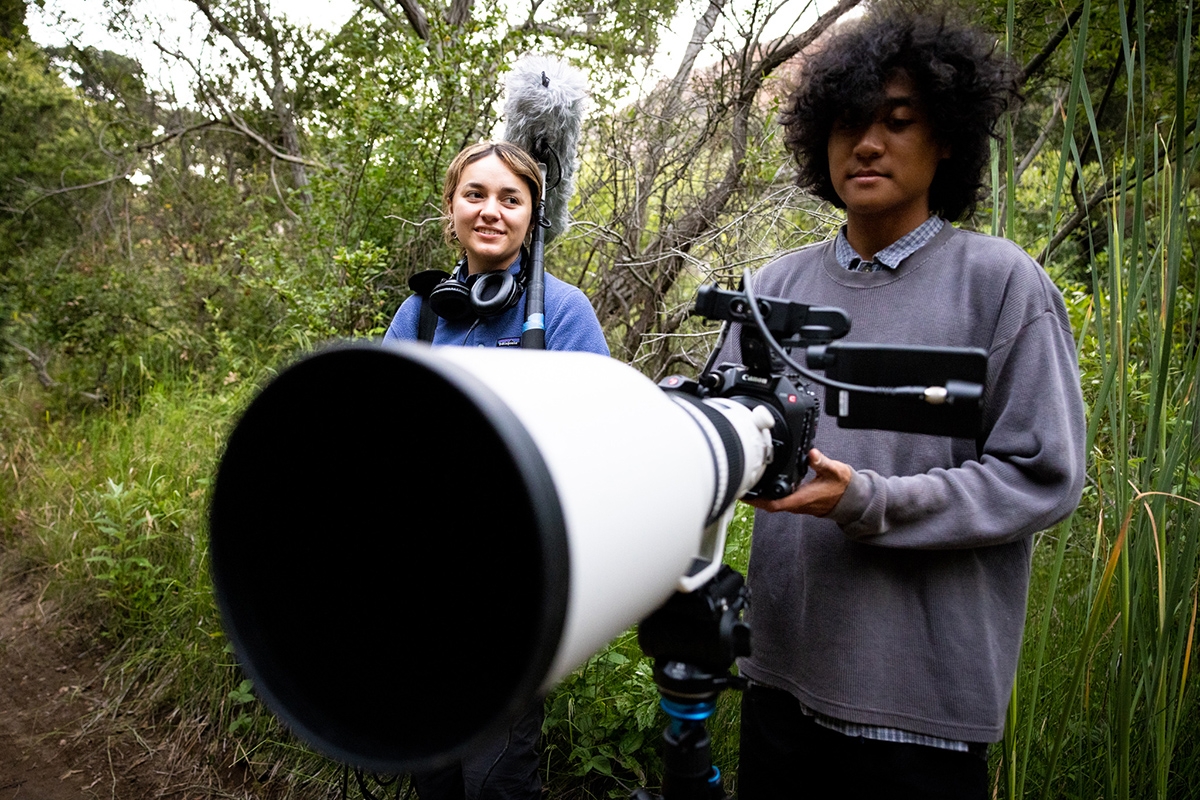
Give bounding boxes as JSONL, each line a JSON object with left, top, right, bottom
{"left": 237, "top": 235, "right": 392, "bottom": 343}
{"left": 998, "top": 3, "right": 1200, "bottom": 798}
{"left": 0, "top": 40, "right": 110, "bottom": 279}
{"left": 227, "top": 678, "right": 255, "bottom": 734}
{"left": 0, "top": 372, "right": 238, "bottom": 709}
{"left": 84, "top": 476, "right": 185, "bottom": 631}
{"left": 544, "top": 635, "right": 663, "bottom": 796}
{"left": 540, "top": 506, "right": 753, "bottom": 798}
{"left": 0, "top": 0, "right": 26, "bottom": 43}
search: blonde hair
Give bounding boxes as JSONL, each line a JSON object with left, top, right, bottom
{"left": 442, "top": 142, "right": 544, "bottom": 249}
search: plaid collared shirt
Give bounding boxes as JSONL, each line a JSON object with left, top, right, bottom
{"left": 803, "top": 215, "right": 972, "bottom": 753}
{"left": 835, "top": 216, "right": 945, "bottom": 272}
{"left": 798, "top": 703, "right": 973, "bottom": 752}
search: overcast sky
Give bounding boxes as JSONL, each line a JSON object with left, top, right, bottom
{"left": 28, "top": 0, "right": 355, "bottom": 47}
{"left": 26, "top": 0, "right": 837, "bottom": 108}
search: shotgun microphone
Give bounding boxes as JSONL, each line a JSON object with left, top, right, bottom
{"left": 501, "top": 55, "right": 588, "bottom": 244}
{"left": 501, "top": 55, "right": 588, "bottom": 349}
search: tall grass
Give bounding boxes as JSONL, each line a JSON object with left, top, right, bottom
{"left": 0, "top": 368, "right": 325, "bottom": 793}
{"left": 1002, "top": 1, "right": 1200, "bottom": 797}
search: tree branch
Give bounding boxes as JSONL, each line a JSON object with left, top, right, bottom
{"left": 659, "top": 0, "right": 862, "bottom": 252}
{"left": 515, "top": 20, "right": 654, "bottom": 56}
{"left": 602, "top": 0, "right": 863, "bottom": 357}
{"left": 220, "top": 110, "right": 324, "bottom": 168}
{"left": 738, "top": 0, "right": 862, "bottom": 106}
{"left": 5, "top": 339, "right": 56, "bottom": 388}
{"left": 154, "top": 41, "right": 325, "bottom": 170}
{"left": 366, "top": 0, "right": 406, "bottom": 32}
{"left": 1015, "top": 89, "right": 1065, "bottom": 185}
{"left": 270, "top": 157, "right": 300, "bottom": 219}
{"left": 1038, "top": 180, "right": 1109, "bottom": 264}
{"left": 396, "top": 0, "right": 432, "bottom": 39}
{"left": 19, "top": 174, "right": 131, "bottom": 214}
{"left": 187, "top": 0, "right": 272, "bottom": 94}
{"left": 1038, "top": 121, "right": 1198, "bottom": 264}
{"left": 134, "top": 119, "right": 225, "bottom": 152}
{"left": 445, "top": 0, "right": 474, "bottom": 28}
{"left": 1021, "top": 3, "right": 1083, "bottom": 84}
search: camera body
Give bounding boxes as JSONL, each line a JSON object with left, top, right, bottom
{"left": 660, "top": 367, "right": 819, "bottom": 500}
{"left": 659, "top": 284, "right": 850, "bottom": 500}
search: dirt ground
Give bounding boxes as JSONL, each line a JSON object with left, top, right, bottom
{"left": 0, "top": 548, "right": 264, "bottom": 800}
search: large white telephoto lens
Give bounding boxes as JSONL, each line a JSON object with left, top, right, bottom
{"left": 209, "top": 342, "right": 772, "bottom": 775}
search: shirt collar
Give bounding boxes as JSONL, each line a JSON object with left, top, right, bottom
{"left": 835, "top": 216, "right": 945, "bottom": 271}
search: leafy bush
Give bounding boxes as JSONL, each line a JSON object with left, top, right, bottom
{"left": 543, "top": 633, "right": 663, "bottom": 797}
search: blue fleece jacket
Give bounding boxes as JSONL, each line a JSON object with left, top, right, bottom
{"left": 383, "top": 259, "right": 609, "bottom": 355}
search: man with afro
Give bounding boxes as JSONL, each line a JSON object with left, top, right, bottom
{"left": 717, "top": 4, "right": 1086, "bottom": 797}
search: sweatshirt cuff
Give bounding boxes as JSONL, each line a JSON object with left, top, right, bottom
{"left": 825, "top": 470, "right": 870, "bottom": 526}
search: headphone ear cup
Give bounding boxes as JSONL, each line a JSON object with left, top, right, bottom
{"left": 428, "top": 280, "right": 474, "bottom": 321}
{"left": 470, "top": 270, "right": 521, "bottom": 318}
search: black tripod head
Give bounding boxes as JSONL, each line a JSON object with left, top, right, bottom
{"left": 633, "top": 565, "right": 751, "bottom": 800}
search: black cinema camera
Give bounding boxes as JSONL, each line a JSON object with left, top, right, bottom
{"left": 668, "top": 283, "right": 988, "bottom": 501}
{"left": 660, "top": 285, "right": 851, "bottom": 500}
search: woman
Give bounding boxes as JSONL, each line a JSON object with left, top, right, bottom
{"left": 383, "top": 141, "right": 607, "bottom": 800}
{"left": 384, "top": 141, "right": 608, "bottom": 355}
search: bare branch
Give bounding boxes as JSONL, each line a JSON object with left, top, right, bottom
{"left": 667, "top": 0, "right": 729, "bottom": 103}
{"left": 655, "top": 0, "right": 862, "bottom": 253}
{"left": 187, "top": 0, "right": 272, "bottom": 94}
{"left": 1037, "top": 181, "right": 1109, "bottom": 265}
{"left": 270, "top": 157, "right": 300, "bottom": 220}
{"left": 5, "top": 340, "right": 57, "bottom": 388}
{"left": 20, "top": 174, "right": 131, "bottom": 214}
{"left": 18, "top": 114, "right": 331, "bottom": 214}
{"left": 1037, "top": 121, "right": 1199, "bottom": 264}
{"left": 1015, "top": 88, "right": 1065, "bottom": 185}
{"left": 737, "top": 0, "right": 862, "bottom": 106}
{"left": 515, "top": 21, "right": 653, "bottom": 56}
{"left": 591, "top": 0, "right": 865, "bottom": 365}
{"left": 1020, "top": 4, "right": 1083, "bottom": 85}
{"left": 396, "top": 0, "right": 432, "bottom": 39}
{"left": 134, "top": 119, "right": 225, "bottom": 152}
{"left": 221, "top": 111, "right": 324, "bottom": 168}
{"left": 154, "top": 41, "right": 325, "bottom": 170}
{"left": 366, "top": 0, "right": 405, "bottom": 31}
{"left": 169, "top": 3, "right": 312, "bottom": 197}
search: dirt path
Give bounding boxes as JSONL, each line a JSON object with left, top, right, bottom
{"left": 2, "top": 559, "right": 116, "bottom": 797}
{"left": 0, "top": 549, "right": 262, "bottom": 799}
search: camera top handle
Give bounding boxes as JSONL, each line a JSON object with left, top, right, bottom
{"left": 693, "top": 284, "right": 850, "bottom": 376}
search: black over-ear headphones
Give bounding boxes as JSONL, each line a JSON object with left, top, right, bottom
{"left": 425, "top": 258, "right": 527, "bottom": 322}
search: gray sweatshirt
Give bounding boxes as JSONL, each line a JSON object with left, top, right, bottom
{"left": 719, "top": 223, "right": 1086, "bottom": 743}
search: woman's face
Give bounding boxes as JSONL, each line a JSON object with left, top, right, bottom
{"left": 450, "top": 154, "right": 534, "bottom": 275}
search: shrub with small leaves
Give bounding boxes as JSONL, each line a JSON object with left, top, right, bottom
{"left": 84, "top": 476, "right": 185, "bottom": 632}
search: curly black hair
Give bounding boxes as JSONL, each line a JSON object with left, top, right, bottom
{"left": 781, "top": 2, "right": 1021, "bottom": 222}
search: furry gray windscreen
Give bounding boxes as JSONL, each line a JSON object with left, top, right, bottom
{"left": 502, "top": 55, "right": 588, "bottom": 244}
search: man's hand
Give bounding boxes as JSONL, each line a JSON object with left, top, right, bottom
{"left": 745, "top": 448, "right": 854, "bottom": 516}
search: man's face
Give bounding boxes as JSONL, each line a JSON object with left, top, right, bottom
{"left": 826, "top": 72, "right": 949, "bottom": 229}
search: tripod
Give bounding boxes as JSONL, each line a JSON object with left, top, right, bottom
{"left": 631, "top": 565, "right": 750, "bottom": 800}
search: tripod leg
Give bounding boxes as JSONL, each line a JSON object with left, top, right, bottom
{"left": 658, "top": 700, "right": 730, "bottom": 800}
